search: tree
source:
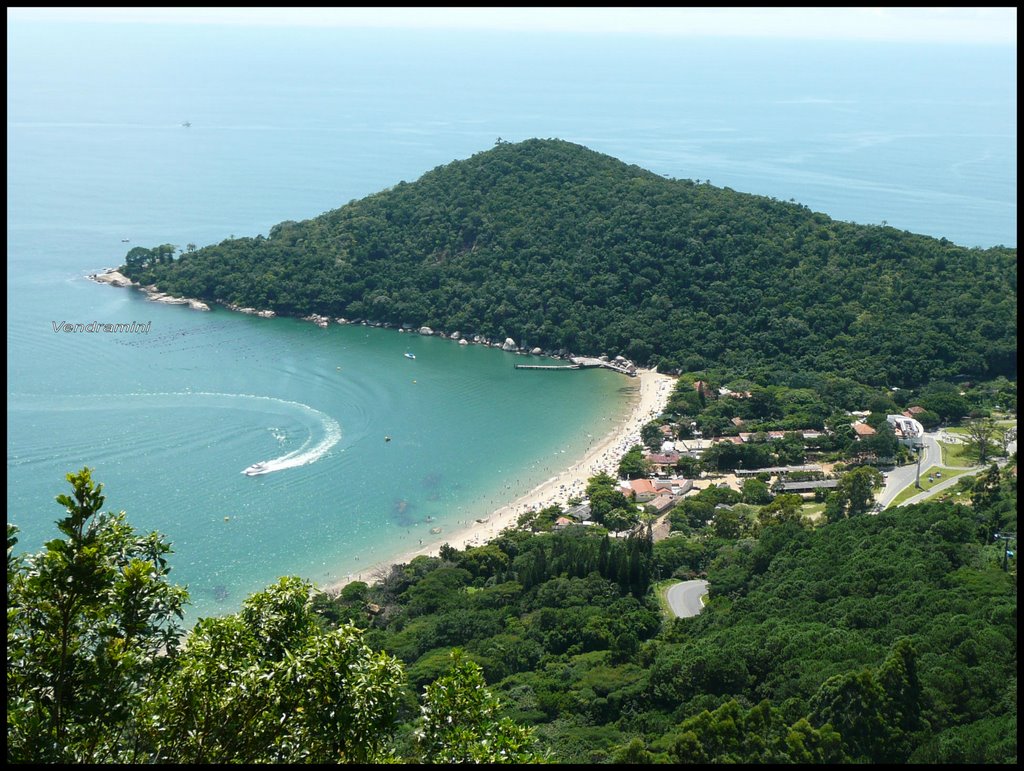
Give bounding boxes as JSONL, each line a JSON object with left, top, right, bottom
{"left": 641, "top": 421, "right": 665, "bottom": 452}
{"left": 662, "top": 453, "right": 693, "bottom": 479}
{"left": 9, "top": 473, "right": 547, "bottom": 764}
{"left": 741, "top": 477, "right": 772, "bottom": 505}
{"left": 134, "top": 576, "right": 407, "bottom": 763}
{"left": 810, "top": 639, "right": 926, "bottom": 763}
{"left": 618, "top": 444, "right": 650, "bottom": 480}
{"left": 416, "top": 650, "right": 543, "bottom": 763}
{"left": 758, "top": 493, "right": 804, "bottom": 527}
{"left": 826, "top": 466, "right": 884, "bottom": 521}
{"left": 919, "top": 391, "right": 969, "bottom": 423}
{"left": 587, "top": 474, "right": 631, "bottom": 524}
{"left": 604, "top": 507, "right": 637, "bottom": 533}
{"left": 7, "top": 468, "right": 188, "bottom": 763}
{"left": 991, "top": 425, "right": 1015, "bottom": 456}
{"left": 962, "top": 416, "right": 998, "bottom": 464}
{"left": 669, "top": 699, "right": 846, "bottom": 763}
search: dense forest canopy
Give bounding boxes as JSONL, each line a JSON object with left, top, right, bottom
{"left": 10, "top": 464, "right": 1017, "bottom": 763}
{"left": 120, "top": 138, "right": 1016, "bottom": 389}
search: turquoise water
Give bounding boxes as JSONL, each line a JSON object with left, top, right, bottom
{"left": 8, "top": 302, "right": 631, "bottom": 620}
{"left": 7, "top": 22, "right": 1016, "bottom": 622}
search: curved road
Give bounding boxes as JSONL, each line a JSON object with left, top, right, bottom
{"left": 876, "top": 431, "right": 942, "bottom": 508}
{"left": 877, "top": 429, "right": 1015, "bottom": 509}
{"left": 666, "top": 579, "right": 709, "bottom": 618}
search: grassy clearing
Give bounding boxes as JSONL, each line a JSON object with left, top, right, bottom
{"left": 800, "top": 502, "right": 825, "bottom": 523}
{"left": 887, "top": 466, "right": 973, "bottom": 508}
{"left": 938, "top": 440, "right": 977, "bottom": 467}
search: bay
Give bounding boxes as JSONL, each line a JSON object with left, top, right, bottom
{"left": 6, "top": 21, "right": 1016, "bottom": 623}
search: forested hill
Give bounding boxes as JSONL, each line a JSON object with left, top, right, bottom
{"left": 122, "top": 138, "right": 1016, "bottom": 388}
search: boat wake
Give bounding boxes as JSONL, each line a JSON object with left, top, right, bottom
{"left": 240, "top": 409, "right": 342, "bottom": 477}
{"left": 9, "top": 390, "right": 342, "bottom": 478}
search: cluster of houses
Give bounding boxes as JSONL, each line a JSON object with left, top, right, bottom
{"left": 551, "top": 477, "right": 695, "bottom": 530}
{"left": 847, "top": 407, "right": 925, "bottom": 449}
{"left": 549, "top": 384, "right": 933, "bottom": 534}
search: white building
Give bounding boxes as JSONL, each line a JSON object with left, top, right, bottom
{"left": 887, "top": 414, "right": 924, "bottom": 449}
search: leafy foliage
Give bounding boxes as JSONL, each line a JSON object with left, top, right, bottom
{"left": 7, "top": 469, "right": 188, "bottom": 763}
{"left": 7, "top": 471, "right": 543, "bottom": 765}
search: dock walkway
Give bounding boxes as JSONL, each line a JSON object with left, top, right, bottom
{"left": 514, "top": 356, "right": 637, "bottom": 376}
{"left": 513, "top": 364, "right": 580, "bottom": 371}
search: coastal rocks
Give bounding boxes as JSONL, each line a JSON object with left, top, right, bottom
{"left": 459, "top": 338, "right": 469, "bottom": 345}
{"left": 303, "top": 313, "right": 331, "bottom": 328}
{"left": 450, "top": 331, "right": 461, "bottom": 340}
{"left": 501, "top": 337, "right": 517, "bottom": 351}
{"left": 419, "top": 326, "right": 434, "bottom": 336}
{"left": 92, "top": 269, "right": 215, "bottom": 311}
{"left": 89, "top": 269, "right": 135, "bottom": 288}
{"left": 223, "top": 303, "right": 276, "bottom": 317}
{"left": 531, "top": 347, "right": 543, "bottom": 355}
{"left": 336, "top": 317, "right": 348, "bottom": 324}
{"left": 146, "top": 292, "right": 186, "bottom": 305}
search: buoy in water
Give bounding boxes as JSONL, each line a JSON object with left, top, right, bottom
{"left": 224, "top": 516, "right": 230, "bottom": 521}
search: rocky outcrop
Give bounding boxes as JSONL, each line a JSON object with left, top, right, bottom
{"left": 89, "top": 269, "right": 135, "bottom": 288}
{"left": 303, "top": 313, "right": 331, "bottom": 328}
{"left": 502, "top": 337, "right": 517, "bottom": 351}
{"left": 419, "top": 326, "right": 434, "bottom": 336}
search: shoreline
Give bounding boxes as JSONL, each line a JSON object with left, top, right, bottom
{"left": 90, "top": 266, "right": 677, "bottom": 592}
{"left": 322, "top": 367, "right": 675, "bottom": 592}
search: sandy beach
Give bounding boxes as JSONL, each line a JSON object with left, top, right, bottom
{"left": 323, "top": 368, "right": 676, "bottom": 592}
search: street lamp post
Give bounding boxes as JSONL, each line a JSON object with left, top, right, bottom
{"left": 914, "top": 442, "right": 924, "bottom": 489}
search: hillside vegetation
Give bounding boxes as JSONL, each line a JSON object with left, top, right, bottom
{"left": 10, "top": 464, "right": 1017, "bottom": 763}
{"left": 121, "top": 138, "right": 1016, "bottom": 388}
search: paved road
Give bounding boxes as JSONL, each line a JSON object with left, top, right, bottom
{"left": 877, "top": 429, "right": 1016, "bottom": 510}
{"left": 666, "top": 579, "right": 709, "bottom": 618}
{"left": 876, "top": 431, "right": 942, "bottom": 508}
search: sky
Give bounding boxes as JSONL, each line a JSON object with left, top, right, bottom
{"left": 5, "top": 6, "right": 1018, "bottom": 44}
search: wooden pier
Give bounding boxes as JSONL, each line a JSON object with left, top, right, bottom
{"left": 514, "top": 356, "right": 637, "bottom": 376}
{"left": 514, "top": 364, "right": 581, "bottom": 370}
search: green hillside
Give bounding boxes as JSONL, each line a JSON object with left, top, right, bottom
{"left": 121, "top": 138, "right": 1016, "bottom": 388}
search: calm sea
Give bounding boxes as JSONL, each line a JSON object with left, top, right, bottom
{"left": 7, "top": 22, "right": 1016, "bottom": 622}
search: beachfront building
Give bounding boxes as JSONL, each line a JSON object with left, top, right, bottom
{"left": 566, "top": 502, "right": 592, "bottom": 523}
{"left": 645, "top": 452, "right": 681, "bottom": 474}
{"left": 620, "top": 478, "right": 658, "bottom": 502}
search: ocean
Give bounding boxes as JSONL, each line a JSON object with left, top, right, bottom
{"left": 7, "top": 21, "right": 1016, "bottom": 622}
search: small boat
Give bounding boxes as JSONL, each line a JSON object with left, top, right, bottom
{"left": 385, "top": 435, "right": 391, "bottom": 442}
{"left": 242, "top": 461, "right": 271, "bottom": 476}
{"left": 121, "top": 238, "right": 130, "bottom": 243}
{"left": 404, "top": 352, "right": 416, "bottom": 359}
{"left": 182, "top": 121, "right": 191, "bottom": 128}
